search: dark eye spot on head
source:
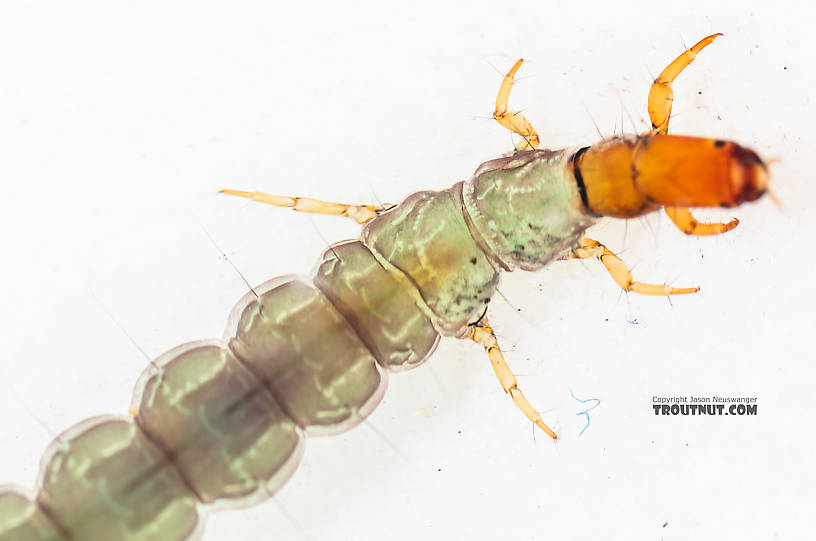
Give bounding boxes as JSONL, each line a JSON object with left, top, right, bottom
{"left": 470, "top": 257, "right": 477, "bottom": 265}
{"left": 714, "top": 140, "right": 726, "bottom": 148}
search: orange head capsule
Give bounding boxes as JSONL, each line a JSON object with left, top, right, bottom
{"left": 573, "top": 135, "right": 769, "bottom": 218}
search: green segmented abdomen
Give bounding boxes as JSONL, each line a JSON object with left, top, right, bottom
{"left": 0, "top": 149, "right": 593, "bottom": 541}
{"left": 0, "top": 243, "right": 439, "bottom": 540}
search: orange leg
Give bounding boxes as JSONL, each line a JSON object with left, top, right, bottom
{"left": 664, "top": 207, "right": 739, "bottom": 236}
{"left": 494, "top": 59, "right": 540, "bottom": 150}
{"left": 469, "top": 316, "right": 557, "bottom": 440}
{"left": 647, "top": 33, "right": 722, "bottom": 135}
{"left": 565, "top": 237, "right": 699, "bottom": 296}
{"left": 646, "top": 34, "right": 735, "bottom": 235}
{"left": 219, "top": 189, "right": 392, "bottom": 225}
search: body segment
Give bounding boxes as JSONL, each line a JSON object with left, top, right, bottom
{"left": 463, "top": 149, "right": 594, "bottom": 272}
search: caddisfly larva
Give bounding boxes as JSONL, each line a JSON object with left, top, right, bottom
{"left": 0, "top": 34, "right": 768, "bottom": 541}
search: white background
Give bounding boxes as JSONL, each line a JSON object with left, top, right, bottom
{"left": 0, "top": 1, "right": 812, "bottom": 540}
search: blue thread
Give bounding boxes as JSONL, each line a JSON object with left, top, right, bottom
{"left": 569, "top": 389, "right": 601, "bottom": 436}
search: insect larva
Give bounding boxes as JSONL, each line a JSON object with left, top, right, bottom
{"left": 0, "top": 30, "right": 773, "bottom": 541}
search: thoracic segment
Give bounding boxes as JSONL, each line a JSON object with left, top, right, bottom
{"left": 462, "top": 149, "right": 595, "bottom": 272}
{"left": 0, "top": 150, "right": 589, "bottom": 541}
{"left": 362, "top": 182, "right": 501, "bottom": 337}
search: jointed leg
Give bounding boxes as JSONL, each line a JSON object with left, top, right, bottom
{"left": 219, "top": 189, "right": 392, "bottom": 225}
{"left": 565, "top": 237, "right": 699, "bottom": 295}
{"left": 665, "top": 206, "right": 739, "bottom": 236}
{"left": 494, "top": 59, "right": 540, "bottom": 150}
{"left": 469, "top": 316, "right": 558, "bottom": 440}
{"left": 647, "top": 33, "right": 722, "bottom": 134}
